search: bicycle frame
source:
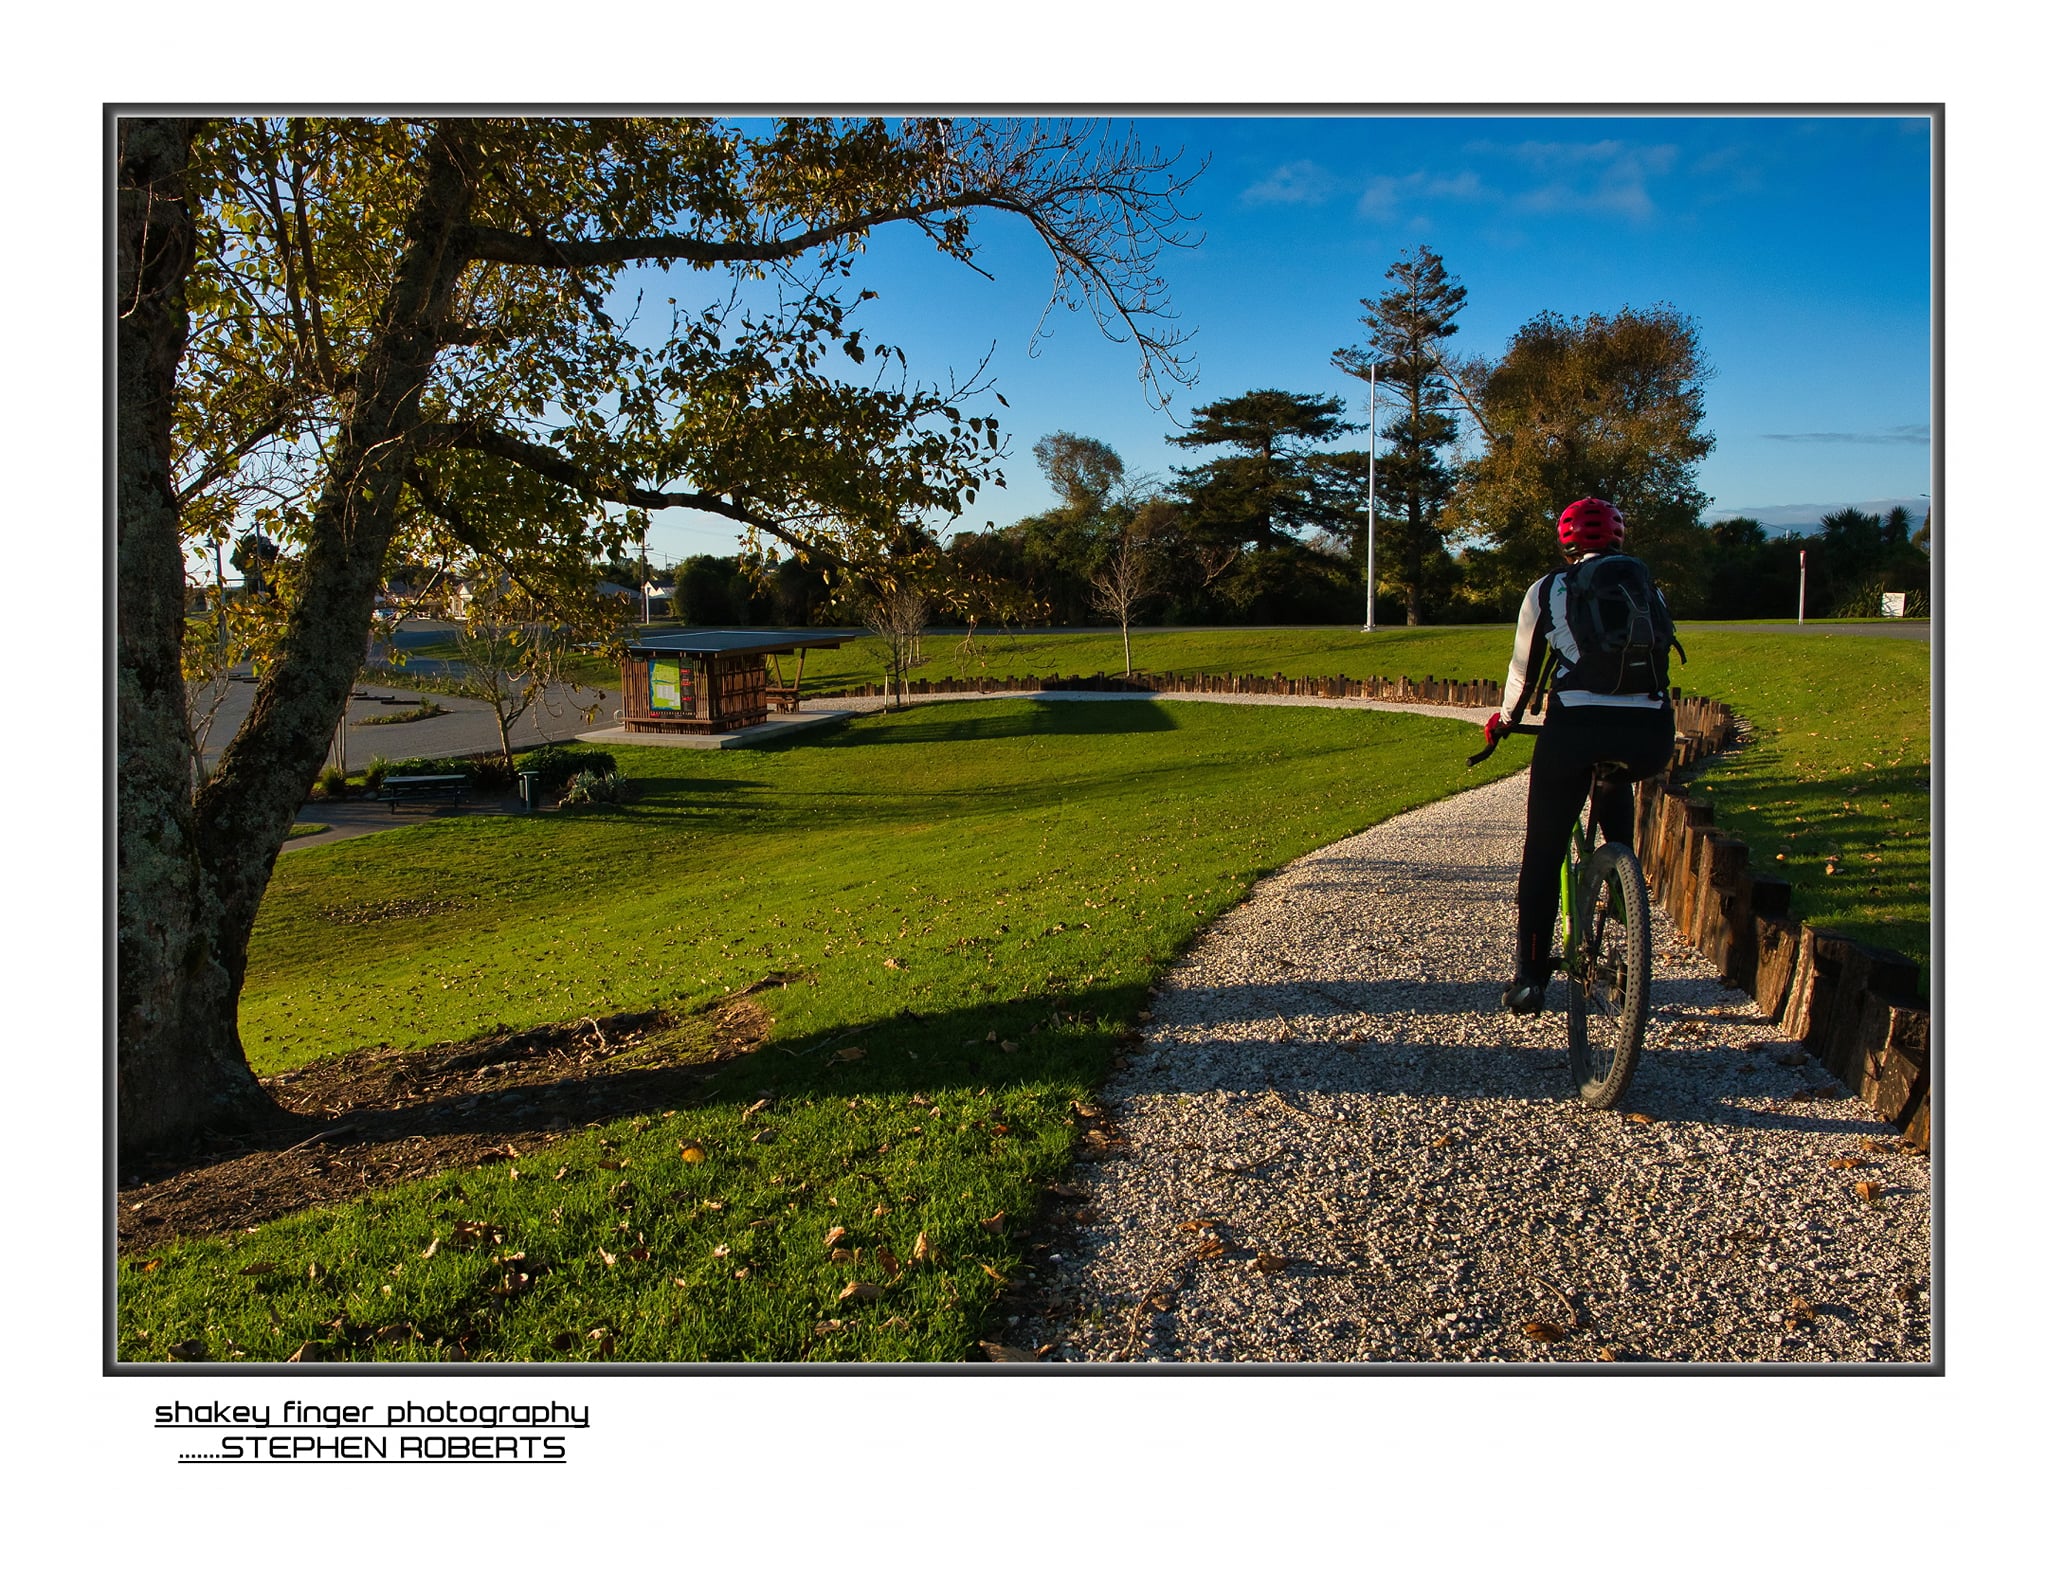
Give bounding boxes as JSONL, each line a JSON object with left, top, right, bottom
{"left": 1558, "top": 806, "right": 1599, "bottom": 978}
{"left": 1465, "top": 724, "right": 1618, "bottom": 980}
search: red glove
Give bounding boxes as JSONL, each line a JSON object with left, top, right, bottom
{"left": 1484, "top": 712, "right": 1505, "bottom": 747}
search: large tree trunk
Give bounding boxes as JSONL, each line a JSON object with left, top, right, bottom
{"left": 117, "top": 118, "right": 286, "bottom": 1154}
{"left": 118, "top": 122, "right": 480, "bottom": 1159}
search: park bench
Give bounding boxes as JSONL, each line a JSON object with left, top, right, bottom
{"left": 381, "top": 773, "right": 469, "bottom": 812}
{"left": 766, "top": 685, "right": 802, "bottom": 713}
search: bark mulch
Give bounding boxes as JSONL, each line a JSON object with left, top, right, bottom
{"left": 118, "top": 994, "right": 773, "bottom": 1257}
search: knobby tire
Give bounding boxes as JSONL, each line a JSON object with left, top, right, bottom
{"left": 1566, "top": 842, "right": 1652, "bottom": 1110}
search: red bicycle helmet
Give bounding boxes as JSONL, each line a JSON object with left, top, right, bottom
{"left": 1557, "top": 497, "right": 1625, "bottom": 555}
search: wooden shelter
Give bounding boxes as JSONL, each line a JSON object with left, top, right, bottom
{"left": 617, "top": 629, "right": 859, "bottom": 734}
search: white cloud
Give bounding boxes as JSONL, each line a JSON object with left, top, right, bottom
{"left": 1457, "top": 137, "right": 1678, "bottom": 222}
{"left": 1759, "top": 424, "right": 1931, "bottom": 445}
{"left": 1240, "top": 159, "right": 1336, "bottom": 206}
{"left": 1355, "top": 168, "right": 1493, "bottom": 223}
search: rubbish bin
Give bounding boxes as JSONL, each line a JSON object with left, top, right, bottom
{"left": 518, "top": 770, "right": 542, "bottom": 811}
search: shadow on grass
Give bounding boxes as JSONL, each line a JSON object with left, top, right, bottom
{"left": 786, "top": 696, "right": 1182, "bottom": 747}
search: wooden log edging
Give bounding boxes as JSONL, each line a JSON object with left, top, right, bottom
{"left": 1633, "top": 696, "right": 1930, "bottom": 1148}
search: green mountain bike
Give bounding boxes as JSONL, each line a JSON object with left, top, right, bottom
{"left": 1469, "top": 726, "right": 1652, "bottom": 1110}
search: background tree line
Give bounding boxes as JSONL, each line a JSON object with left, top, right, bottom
{"left": 777, "top": 245, "right": 1920, "bottom": 646}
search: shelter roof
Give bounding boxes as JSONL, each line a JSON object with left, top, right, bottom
{"left": 625, "top": 628, "right": 860, "bottom": 657}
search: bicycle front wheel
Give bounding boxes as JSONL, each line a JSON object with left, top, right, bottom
{"left": 1566, "top": 842, "right": 1653, "bottom": 1110}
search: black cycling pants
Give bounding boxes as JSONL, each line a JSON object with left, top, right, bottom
{"left": 1515, "top": 703, "right": 1676, "bottom": 979}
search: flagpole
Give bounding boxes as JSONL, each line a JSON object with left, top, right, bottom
{"left": 1364, "top": 362, "right": 1378, "bottom": 634}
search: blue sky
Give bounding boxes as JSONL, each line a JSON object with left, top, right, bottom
{"left": 635, "top": 112, "right": 1933, "bottom": 564}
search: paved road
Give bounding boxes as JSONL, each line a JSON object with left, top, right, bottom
{"left": 197, "top": 673, "right": 617, "bottom": 770}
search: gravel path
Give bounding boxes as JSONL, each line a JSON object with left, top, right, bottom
{"left": 1025, "top": 772, "right": 1933, "bottom": 1366}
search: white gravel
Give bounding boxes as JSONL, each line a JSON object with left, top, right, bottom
{"left": 1021, "top": 770, "right": 1934, "bottom": 1366}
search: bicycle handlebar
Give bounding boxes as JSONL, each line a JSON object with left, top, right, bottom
{"left": 1465, "top": 722, "right": 1539, "bottom": 768}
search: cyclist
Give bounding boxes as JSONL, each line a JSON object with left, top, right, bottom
{"left": 1484, "top": 498, "right": 1677, "bottom": 1014}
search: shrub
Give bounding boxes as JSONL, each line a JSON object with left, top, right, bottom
{"left": 559, "top": 769, "right": 631, "bottom": 807}
{"left": 311, "top": 764, "right": 349, "bottom": 799}
{"left": 515, "top": 744, "right": 617, "bottom": 789}
{"left": 369, "top": 753, "right": 516, "bottom": 790}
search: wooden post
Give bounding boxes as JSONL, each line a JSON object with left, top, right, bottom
{"left": 1820, "top": 944, "right": 1923, "bottom": 1089}
{"left": 1752, "top": 914, "right": 1803, "bottom": 1023}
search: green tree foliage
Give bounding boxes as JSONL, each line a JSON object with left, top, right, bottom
{"left": 1332, "top": 245, "right": 1468, "bottom": 624}
{"left": 118, "top": 114, "right": 1198, "bottom": 1153}
{"left": 1444, "top": 305, "right": 1716, "bottom": 614}
{"left": 1168, "top": 389, "right": 1358, "bottom": 550}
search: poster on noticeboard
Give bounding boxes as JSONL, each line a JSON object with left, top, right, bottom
{"left": 650, "top": 658, "right": 692, "bottom": 713}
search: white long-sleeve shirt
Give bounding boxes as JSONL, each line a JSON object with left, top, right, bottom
{"left": 1500, "top": 555, "right": 1672, "bottom": 719}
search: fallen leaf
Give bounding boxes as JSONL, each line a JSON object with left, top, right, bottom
{"left": 815, "top": 1319, "right": 847, "bottom": 1336}
{"left": 982, "top": 1342, "right": 1034, "bottom": 1363}
{"left": 1597, "top": 1346, "right": 1619, "bottom": 1362}
{"left": 553, "top": 1167, "right": 570, "bottom": 1182}
{"left": 1854, "top": 1181, "right": 1879, "bottom": 1203}
{"left": 876, "top": 1247, "right": 901, "bottom": 1280}
{"left": 912, "top": 1231, "right": 935, "bottom": 1263}
{"left": 1253, "top": 1253, "right": 1289, "bottom": 1274}
{"left": 1828, "top": 1157, "right": 1864, "bottom": 1171}
{"left": 1430, "top": 1134, "right": 1453, "bottom": 1149}
{"left": 1522, "top": 1320, "right": 1566, "bottom": 1343}
{"left": 711, "top": 1244, "right": 730, "bottom": 1258}
{"left": 751, "top": 1128, "right": 777, "bottom": 1144}
{"left": 418, "top": 1239, "right": 440, "bottom": 1260}
{"left": 979, "top": 1211, "right": 1007, "bottom": 1234}
{"left": 680, "top": 1145, "right": 706, "bottom": 1164}
{"left": 1898, "top": 1139, "right": 1928, "bottom": 1156}
{"left": 838, "top": 1281, "right": 883, "bottom": 1303}
{"left": 139, "top": 1259, "right": 160, "bottom": 1273}
{"left": 828, "top": 1249, "right": 855, "bottom": 1265}
{"left": 476, "top": 1144, "right": 519, "bottom": 1162}
{"left": 599, "top": 1248, "right": 617, "bottom": 1266}
{"left": 883, "top": 958, "right": 904, "bottom": 970}
{"left": 824, "top": 1225, "right": 847, "bottom": 1250}
{"left": 834, "top": 1047, "right": 866, "bottom": 1061}
{"left": 550, "top": 1332, "right": 579, "bottom": 1351}
{"left": 981, "top": 1263, "right": 1006, "bottom": 1285}
{"left": 1194, "top": 1237, "right": 1228, "bottom": 1260}
{"left": 1178, "top": 1219, "right": 1216, "bottom": 1232}
{"left": 1625, "top": 1112, "right": 1657, "bottom": 1126}
{"left": 741, "top": 1097, "right": 772, "bottom": 1120}
{"left": 626, "top": 1246, "right": 651, "bottom": 1262}
{"left": 1000, "top": 1040, "right": 1020, "bottom": 1053}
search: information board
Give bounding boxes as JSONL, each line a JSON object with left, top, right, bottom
{"left": 649, "top": 658, "right": 692, "bottom": 714}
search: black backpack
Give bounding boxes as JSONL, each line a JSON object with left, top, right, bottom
{"left": 1552, "top": 553, "right": 1686, "bottom": 696}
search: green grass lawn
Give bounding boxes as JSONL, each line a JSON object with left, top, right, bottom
{"left": 126, "top": 624, "right": 1927, "bottom": 1362}
{"left": 122, "top": 698, "right": 1526, "bottom": 1363}
{"left": 787, "top": 622, "right": 1931, "bottom": 976}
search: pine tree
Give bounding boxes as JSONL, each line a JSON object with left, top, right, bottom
{"left": 1332, "top": 246, "right": 1467, "bottom": 624}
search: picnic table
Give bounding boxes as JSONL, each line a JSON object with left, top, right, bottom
{"left": 381, "top": 772, "right": 469, "bottom": 812}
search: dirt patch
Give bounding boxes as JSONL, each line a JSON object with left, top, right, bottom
{"left": 118, "top": 995, "right": 774, "bottom": 1256}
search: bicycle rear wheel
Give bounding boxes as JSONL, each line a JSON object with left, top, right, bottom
{"left": 1566, "top": 842, "right": 1652, "bottom": 1110}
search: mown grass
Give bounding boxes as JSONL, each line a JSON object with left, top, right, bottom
{"left": 125, "top": 625, "right": 1928, "bottom": 1361}
{"left": 122, "top": 698, "right": 1527, "bottom": 1363}
{"left": 783, "top": 623, "right": 1931, "bottom": 976}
